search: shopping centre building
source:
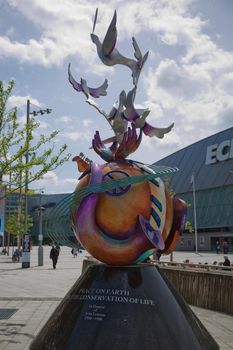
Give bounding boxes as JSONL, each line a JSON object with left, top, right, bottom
{"left": 155, "top": 126, "right": 233, "bottom": 252}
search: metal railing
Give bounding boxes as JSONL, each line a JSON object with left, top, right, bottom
{"left": 151, "top": 260, "right": 233, "bottom": 273}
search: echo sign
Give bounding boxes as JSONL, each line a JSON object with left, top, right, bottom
{"left": 205, "top": 139, "right": 233, "bottom": 165}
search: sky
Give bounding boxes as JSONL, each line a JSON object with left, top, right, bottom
{"left": 0, "top": 0, "right": 233, "bottom": 194}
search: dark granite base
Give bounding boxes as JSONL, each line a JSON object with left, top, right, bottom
{"left": 30, "top": 264, "right": 219, "bottom": 350}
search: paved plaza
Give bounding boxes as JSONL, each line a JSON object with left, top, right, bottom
{"left": 0, "top": 246, "right": 232, "bottom": 349}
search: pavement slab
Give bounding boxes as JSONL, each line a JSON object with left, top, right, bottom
{"left": 0, "top": 246, "right": 232, "bottom": 349}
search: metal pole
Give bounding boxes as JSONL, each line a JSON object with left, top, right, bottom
{"left": 7, "top": 173, "right": 12, "bottom": 255}
{"left": 17, "top": 149, "right": 23, "bottom": 250}
{"left": 38, "top": 191, "right": 44, "bottom": 266}
{"left": 22, "top": 99, "right": 30, "bottom": 268}
{"left": 192, "top": 174, "right": 198, "bottom": 254}
{"left": 24, "top": 100, "right": 30, "bottom": 236}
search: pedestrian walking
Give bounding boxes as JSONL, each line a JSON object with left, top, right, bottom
{"left": 223, "top": 241, "right": 228, "bottom": 254}
{"left": 55, "top": 243, "right": 61, "bottom": 255}
{"left": 216, "top": 241, "right": 220, "bottom": 254}
{"left": 50, "top": 245, "right": 59, "bottom": 269}
{"left": 71, "top": 247, "right": 78, "bottom": 257}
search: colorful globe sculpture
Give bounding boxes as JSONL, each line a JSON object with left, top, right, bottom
{"left": 71, "top": 160, "right": 187, "bottom": 265}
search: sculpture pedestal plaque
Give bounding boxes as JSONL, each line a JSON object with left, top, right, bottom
{"left": 30, "top": 264, "right": 219, "bottom": 350}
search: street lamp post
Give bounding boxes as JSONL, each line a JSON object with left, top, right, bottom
{"left": 38, "top": 190, "right": 45, "bottom": 266}
{"left": 22, "top": 102, "right": 30, "bottom": 268}
{"left": 22, "top": 100, "right": 52, "bottom": 269}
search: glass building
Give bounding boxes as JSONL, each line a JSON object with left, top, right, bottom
{"left": 154, "top": 126, "right": 233, "bottom": 252}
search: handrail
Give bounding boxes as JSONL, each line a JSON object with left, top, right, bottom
{"left": 150, "top": 260, "right": 233, "bottom": 273}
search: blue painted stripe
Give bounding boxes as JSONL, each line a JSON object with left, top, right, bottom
{"left": 150, "top": 179, "right": 159, "bottom": 187}
{"left": 151, "top": 195, "right": 162, "bottom": 212}
{"left": 151, "top": 208, "right": 161, "bottom": 227}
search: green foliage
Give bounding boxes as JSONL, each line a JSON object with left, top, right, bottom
{"left": 5, "top": 210, "right": 33, "bottom": 237}
{"left": 0, "top": 80, "right": 71, "bottom": 194}
{"left": 0, "top": 80, "right": 24, "bottom": 183}
{"left": 185, "top": 220, "right": 193, "bottom": 233}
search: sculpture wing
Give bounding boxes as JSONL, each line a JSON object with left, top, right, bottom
{"left": 68, "top": 64, "right": 82, "bottom": 92}
{"left": 132, "top": 37, "right": 142, "bottom": 61}
{"left": 123, "top": 87, "right": 138, "bottom": 121}
{"left": 115, "top": 124, "right": 142, "bottom": 160}
{"left": 92, "top": 8, "right": 98, "bottom": 33}
{"left": 108, "top": 106, "right": 117, "bottom": 121}
{"left": 92, "top": 131, "right": 117, "bottom": 162}
{"left": 143, "top": 122, "right": 174, "bottom": 138}
{"left": 89, "top": 79, "right": 108, "bottom": 98}
{"left": 102, "top": 10, "right": 117, "bottom": 56}
{"left": 119, "top": 89, "right": 127, "bottom": 107}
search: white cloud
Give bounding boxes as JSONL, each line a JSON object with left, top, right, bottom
{"left": 1, "top": 0, "right": 96, "bottom": 67}
{"left": 62, "top": 130, "right": 91, "bottom": 141}
{"left": 219, "top": 72, "right": 233, "bottom": 92}
{"left": 8, "top": 95, "right": 41, "bottom": 110}
{"left": 33, "top": 174, "right": 78, "bottom": 193}
{"left": 42, "top": 171, "right": 58, "bottom": 182}
{"left": 83, "top": 119, "right": 92, "bottom": 127}
{"left": 143, "top": 23, "right": 233, "bottom": 148}
{"left": 0, "top": 0, "right": 202, "bottom": 69}
{"left": 63, "top": 178, "right": 78, "bottom": 186}
{"left": 155, "top": 59, "right": 210, "bottom": 99}
{"left": 35, "top": 171, "right": 58, "bottom": 189}
{"left": 59, "top": 116, "right": 72, "bottom": 123}
{"left": 37, "top": 120, "right": 49, "bottom": 129}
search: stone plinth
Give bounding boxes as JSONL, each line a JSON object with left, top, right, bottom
{"left": 30, "top": 264, "right": 219, "bottom": 350}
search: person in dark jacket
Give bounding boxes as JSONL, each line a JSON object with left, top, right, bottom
{"left": 223, "top": 256, "right": 231, "bottom": 271}
{"left": 223, "top": 256, "right": 230, "bottom": 266}
{"left": 50, "top": 245, "right": 59, "bottom": 269}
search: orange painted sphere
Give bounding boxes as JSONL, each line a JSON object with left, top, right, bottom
{"left": 95, "top": 162, "right": 151, "bottom": 238}
{"left": 73, "top": 161, "right": 172, "bottom": 265}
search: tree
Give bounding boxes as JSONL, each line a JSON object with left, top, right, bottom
{"left": 5, "top": 209, "right": 33, "bottom": 243}
{"left": 0, "top": 80, "right": 71, "bottom": 194}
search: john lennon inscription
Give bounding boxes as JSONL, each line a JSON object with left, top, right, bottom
{"left": 74, "top": 288, "right": 155, "bottom": 322}
{"left": 84, "top": 304, "right": 106, "bottom": 322}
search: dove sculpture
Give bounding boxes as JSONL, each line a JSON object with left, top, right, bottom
{"left": 90, "top": 9, "right": 149, "bottom": 86}
{"left": 68, "top": 64, "right": 108, "bottom": 98}
{"left": 124, "top": 87, "right": 174, "bottom": 138}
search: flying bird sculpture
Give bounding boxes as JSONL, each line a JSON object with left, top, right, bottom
{"left": 68, "top": 63, "right": 108, "bottom": 99}
{"left": 108, "top": 90, "right": 128, "bottom": 138}
{"left": 124, "top": 88, "right": 174, "bottom": 138}
{"left": 69, "top": 9, "right": 174, "bottom": 161}
{"left": 92, "top": 124, "right": 142, "bottom": 162}
{"left": 90, "top": 9, "right": 149, "bottom": 86}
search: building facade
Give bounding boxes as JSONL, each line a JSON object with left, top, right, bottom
{"left": 28, "top": 193, "right": 77, "bottom": 247}
{"left": 3, "top": 192, "right": 78, "bottom": 248}
{"left": 155, "top": 127, "right": 233, "bottom": 252}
